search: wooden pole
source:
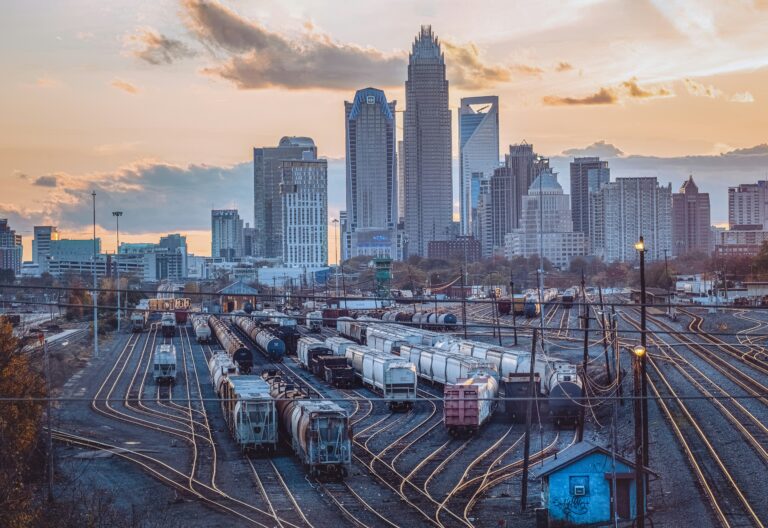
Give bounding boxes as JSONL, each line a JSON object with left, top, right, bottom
{"left": 598, "top": 287, "right": 612, "bottom": 384}
{"left": 577, "top": 307, "right": 590, "bottom": 442}
{"left": 521, "top": 328, "right": 538, "bottom": 512}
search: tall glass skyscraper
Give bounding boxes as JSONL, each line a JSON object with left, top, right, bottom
{"left": 459, "top": 96, "right": 499, "bottom": 236}
{"left": 343, "top": 87, "right": 400, "bottom": 260}
{"left": 404, "top": 26, "right": 452, "bottom": 257}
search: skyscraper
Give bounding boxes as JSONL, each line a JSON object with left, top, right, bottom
{"left": 253, "top": 137, "right": 317, "bottom": 258}
{"left": 728, "top": 181, "right": 768, "bottom": 229}
{"left": 0, "top": 219, "right": 23, "bottom": 275}
{"left": 672, "top": 175, "right": 711, "bottom": 256}
{"left": 280, "top": 157, "right": 328, "bottom": 268}
{"left": 590, "top": 177, "right": 672, "bottom": 262}
{"left": 506, "top": 143, "right": 549, "bottom": 229}
{"left": 397, "top": 140, "right": 405, "bottom": 224}
{"left": 459, "top": 96, "right": 499, "bottom": 236}
{"left": 404, "top": 26, "right": 452, "bottom": 257}
{"left": 211, "top": 209, "right": 243, "bottom": 261}
{"left": 344, "top": 87, "right": 400, "bottom": 259}
{"left": 570, "top": 157, "right": 610, "bottom": 237}
{"left": 33, "top": 225, "right": 59, "bottom": 268}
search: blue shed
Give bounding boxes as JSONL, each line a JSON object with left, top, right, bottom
{"left": 531, "top": 441, "right": 656, "bottom": 526}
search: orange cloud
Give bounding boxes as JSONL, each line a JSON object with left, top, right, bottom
{"left": 111, "top": 79, "right": 140, "bottom": 94}
{"left": 542, "top": 87, "right": 618, "bottom": 106}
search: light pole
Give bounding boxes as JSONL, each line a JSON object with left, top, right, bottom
{"left": 634, "top": 236, "right": 649, "bottom": 473}
{"left": 332, "top": 218, "right": 339, "bottom": 297}
{"left": 92, "top": 191, "right": 98, "bottom": 358}
{"left": 40, "top": 333, "right": 53, "bottom": 501}
{"left": 112, "top": 211, "right": 122, "bottom": 332}
{"left": 632, "top": 344, "right": 646, "bottom": 526}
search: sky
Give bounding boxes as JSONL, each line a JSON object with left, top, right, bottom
{"left": 2, "top": 0, "right": 768, "bottom": 262}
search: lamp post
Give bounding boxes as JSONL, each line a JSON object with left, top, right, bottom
{"left": 112, "top": 211, "right": 123, "bottom": 332}
{"left": 332, "top": 218, "right": 339, "bottom": 297}
{"left": 92, "top": 191, "right": 98, "bottom": 359}
{"left": 632, "top": 344, "right": 646, "bottom": 526}
{"left": 634, "top": 237, "right": 649, "bottom": 473}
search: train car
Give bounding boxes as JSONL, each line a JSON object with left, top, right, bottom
{"left": 208, "top": 352, "right": 238, "bottom": 396}
{"left": 315, "top": 356, "right": 355, "bottom": 388}
{"left": 545, "top": 361, "right": 582, "bottom": 425}
{"left": 264, "top": 373, "right": 351, "bottom": 479}
{"left": 560, "top": 288, "right": 576, "bottom": 309}
{"left": 208, "top": 316, "right": 254, "bottom": 373}
{"left": 321, "top": 308, "right": 350, "bottom": 328}
{"left": 233, "top": 316, "right": 285, "bottom": 362}
{"left": 336, "top": 317, "right": 368, "bottom": 344}
{"left": 512, "top": 294, "right": 527, "bottom": 316}
{"left": 161, "top": 312, "right": 176, "bottom": 337}
{"left": 344, "top": 345, "right": 417, "bottom": 410}
{"left": 324, "top": 336, "right": 356, "bottom": 356}
{"left": 523, "top": 299, "right": 540, "bottom": 318}
{"left": 368, "top": 319, "right": 451, "bottom": 347}
{"left": 398, "top": 344, "right": 497, "bottom": 385}
{"left": 152, "top": 344, "right": 177, "bottom": 384}
{"left": 297, "top": 337, "right": 332, "bottom": 369}
{"left": 497, "top": 299, "right": 512, "bottom": 315}
{"left": 444, "top": 376, "right": 498, "bottom": 436}
{"left": 306, "top": 311, "right": 323, "bottom": 332}
{"left": 130, "top": 311, "right": 146, "bottom": 332}
{"left": 219, "top": 375, "right": 277, "bottom": 452}
{"left": 174, "top": 309, "right": 188, "bottom": 325}
{"left": 543, "top": 288, "right": 559, "bottom": 304}
{"left": 191, "top": 314, "right": 211, "bottom": 343}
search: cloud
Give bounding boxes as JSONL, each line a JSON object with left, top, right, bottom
{"left": 125, "top": 28, "right": 197, "bottom": 65}
{"left": 542, "top": 87, "right": 618, "bottom": 106}
{"left": 730, "top": 91, "right": 755, "bottom": 103}
{"left": 622, "top": 78, "right": 672, "bottom": 98}
{"left": 111, "top": 79, "right": 140, "bottom": 94}
{"left": 35, "top": 77, "right": 60, "bottom": 88}
{"left": 722, "top": 144, "right": 768, "bottom": 156}
{"left": 555, "top": 61, "right": 574, "bottom": 72}
{"left": 683, "top": 78, "right": 754, "bottom": 103}
{"left": 442, "top": 41, "right": 514, "bottom": 88}
{"left": 562, "top": 141, "right": 625, "bottom": 158}
{"left": 33, "top": 175, "right": 58, "bottom": 187}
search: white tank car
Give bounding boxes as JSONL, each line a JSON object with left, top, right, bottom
{"left": 344, "top": 345, "right": 417, "bottom": 410}
{"left": 220, "top": 376, "right": 277, "bottom": 451}
{"left": 324, "top": 336, "right": 355, "bottom": 356}
{"left": 191, "top": 314, "right": 212, "bottom": 343}
{"left": 399, "top": 344, "right": 497, "bottom": 385}
{"left": 208, "top": 352, "right": 238, "bottom": 396}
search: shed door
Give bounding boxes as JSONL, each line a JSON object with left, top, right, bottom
{"left": 616, "top": 480, "right": 630, "bottom": 519}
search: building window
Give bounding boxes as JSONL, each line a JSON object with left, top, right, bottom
{"left": 569, "top": 475, "right": 590, "bottom": 496}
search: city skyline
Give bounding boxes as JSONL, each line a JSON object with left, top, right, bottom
{"left": 2, "top": 1, "right": 768, "bottom": 260}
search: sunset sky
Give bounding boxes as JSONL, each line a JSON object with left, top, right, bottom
{"left": 2, "top": 0, "right": 768, "bottom": 261}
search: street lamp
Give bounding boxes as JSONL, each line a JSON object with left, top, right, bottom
{"left": 632, "top": 344, "right": 646, "bottom": 526}
{"left": 635, "top": 236, "right": 649, "bottom": 475}
{"left": 332, "top": 218, "right": 339, "bottom": 296}
{"left": 112, "top": 211, "right": 123, "bottom": 332}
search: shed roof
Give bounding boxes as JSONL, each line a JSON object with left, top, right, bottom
{"left": 217, "top": 280, "right": 259, "bottom": 295}
{"left": 531, "top": 440, "right": 657, "bottom": 479}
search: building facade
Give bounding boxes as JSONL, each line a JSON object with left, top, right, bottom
{"left": 0, "top": 219, "right": 23, "bottom": 275}
{"left": 280, "top": 158, "right": 328, "bottom": 267}
{"left": 397, "top": 140, "right": 405, "bottom": 224}
{"left": 505, "top": 169, "right": 585, "bottom": 269}
{"left": 211, "top": 209, "right": 243, "bottom": 262}
{"left": 590, "top": 177, "right": 672, "bottom": 262}
{"left": 403, "top": 26, "right": 453, "bottom": 256}
{"left": 427, "top": 236, "right": 481, "bottom": 262}
{"left": 458, "top": 96, "right": 499, "bottom": 236}
{"left": 253, "top": 137, "right": 317, "bottom": 258}
{"left": 570, "top": 157, "right": 610, "bottom": 239}
{"left": 728, "top": 180, "right": 768, "bottom": 229}
{"left": 671, "top": 175, "right": 711, "bottom": 256}
{"left": 343, "top": 87, "right": 400, "bottom": 260}
{"left": 506, "top": 143, "right": 549, "bottom": 230}
{"left": 32, "top": 226, "right": 60, "bottom": 266}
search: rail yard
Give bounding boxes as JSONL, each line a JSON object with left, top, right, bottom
{"left": 21, "top": 284, "right": 768, "bottom": 527}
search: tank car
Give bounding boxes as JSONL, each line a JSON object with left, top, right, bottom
{"left": 220, "top": 375, "right": 277, "bottom": 452}
{"left": 191, "top": 314, "right": 211, "bottom": 343}
{"left": 545, "top": 361, "right": 583, "bottom": 425}
{"left": 208, "top": 316, "right": 253, "bottom": 372}
{"left": 344, "top": 345, "right": 417, "bottom": 411}
{"left": 152, "top": 344, "right": 177, "bottom": 384}
{"left": 208, "top": 352, "right": 238, "bottom": 396}
{"left": 234, "top": 316, "right": 285, "bottom": 362}
{"left": 444, "top": 376, "right": 498, "bottom": 436}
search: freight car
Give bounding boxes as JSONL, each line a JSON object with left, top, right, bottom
{"left": 152, "top": 344, "right": 177, "bottom": 384}
{"left": 497, "top": 295, "right": 527, "bottom": 316}
{"left": 191, "top": 314, "right": 211, "bottom": 343}
{"left": 233, "top": 316, "right": 286, "bottom": 362}
{"left": 380, "top": 310, "right": 458, "bottom": 330}
{"left": 398, "top": 344, "right": 498, "bottom": 386}
{"left": 208, "top": 352, "right": 238, "bottom": 396}
{"left": 336, "top": 316, "right": 369, "bottom": 344}
{"left": 444, "top": 376, "right": 498, "bottom": 436}
{"left": 344, "top": 345, "right": 418, "bottom": 410}
{"left": 160, "top": 312, "right": 176, "bottom": 337}
{"left": 208, "top": 316, "right": 254, "bottom": 373}
{"left": 297, "top": 337, "right": 332, "bottom": 369}
{"left": 219, "top": 375, "right": 277, "bottom": 452}
{"left": 314, "top": 355, "right": 355, "bottom": 388}
{"left": 305, "top": 311, "right": 323, "bottom": 332}
{"left": 368, "top": 321, "right": 451, "bottom": 347}
{"left": 561, "top": 288, "right": 576, "bottom": 309}
{"left": 263, "top": 372, "right": 351, "bottom": 479}
{"left": 324, "top": 336, "right": 356, "bottom": 356}
{"left": 321, "top": 308, "right": 350, "bottom": 328}
{"left": 130, "top": 311, "right": 147, "bottom": 332}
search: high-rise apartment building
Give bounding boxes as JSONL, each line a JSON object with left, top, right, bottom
{"left": 728, "top": 181, "right": 768, "bottom": 229}
{"left": 506, "top": 143, "right": 549, "bottom": 229}
{"left": 476, "top": 167, "right": 515, "bottom": 257}
{"left": 280, "top": 157, "right": 328, "bottom": 268}
{"left": 0, "top": 219, "right": 23, "bottom": 275}
{"left": 459, "top": 96, "right": 499, "bottom": 236}
{"left": 253, "top": 137, "right": 317, "bottom": 258}
{"left": 590, "top": 177, "right": 672, "bottom": 262}
{"left": 343, "top": 87, "right": 400, "bottom": 260}
{"left": 505, "top": 169, "right": 585, "bottom": 269}
{"left": 570, "top": 157, "right": 610, "bottom": 239}
{"left": 33, "top": 226, "right": 59, "bottom": 267}
{"left": 671, "top": 175, "right": 711, "bottom": 256}
{"left": 211, "top": 209, "right": 243, "bottom": 261}
{"left": 403, "top": 26, "right": 453, "bottom": 256}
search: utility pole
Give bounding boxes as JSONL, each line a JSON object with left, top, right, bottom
{"left": 577, "top": 304, "right": 590, "bottom": 442}
{"left": 92, "top": 191, "right": 99, "bottom": 359}
{"left": 510, "top": 275, "right": 518, "bottom": 346}
{"left": 598, "top": 286, "right": 612, "bottom": 384}
{"left": 41, "top": 334, "right": 53, "bottom": 501}
{"left": 112, "top": 211, "right": 123, "bottom": 332}
{"left": 636, "top": 236, "right": 649, "bottom": 473}
{"left": 633, "top": 345, "right": 646, "bottom": 527}
{"left": 460, "top": 266, "right": 467, "bottom": 339}
{"left": 521, "top": 328, "right": 538, "bottom": 512}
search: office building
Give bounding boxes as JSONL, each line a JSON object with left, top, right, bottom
{"left": 590, "top": 177, "right": 672, "bottom": 262}
{"left": 242, "top": 224, "right": 257, "bottom": 258}
{"left": 403, "top": 26, "right": 453, "bottom": 256}
{"left": 397, "top": 140, "right": 405, "bottom": 224}
{"left": 570, "top": 157, "right": 610, "bottom": 238}
{"left": 211, "top": 209, "right": 243, "bottom": 261}
{"left": 459, "top": 96, "right": 499, "bottom": 236}
{"left": 671, "top": 175, "right": 711, "bottom": 256}
{"left": 505, "top": 143, "right": 550, "bottom": 230}
{"left": 428, "top": 236, "right": 481, "bottom": 262}
{"left": 32, "top": 226, "right": 59, "bottom": 266}
{"left": 504, "top": 169, "right": 585, "bottom": 269}
{"left": 343, "top": 87, "right": 400, "bottom": 260}
{"left": 253, "top": 137, "right": 317, "bottom": 258}
{"left": 280, "top": 157, "right": 328, "bottom": 267}
{"left": 0, "top": 219, "right": 23, "bottom": 275}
